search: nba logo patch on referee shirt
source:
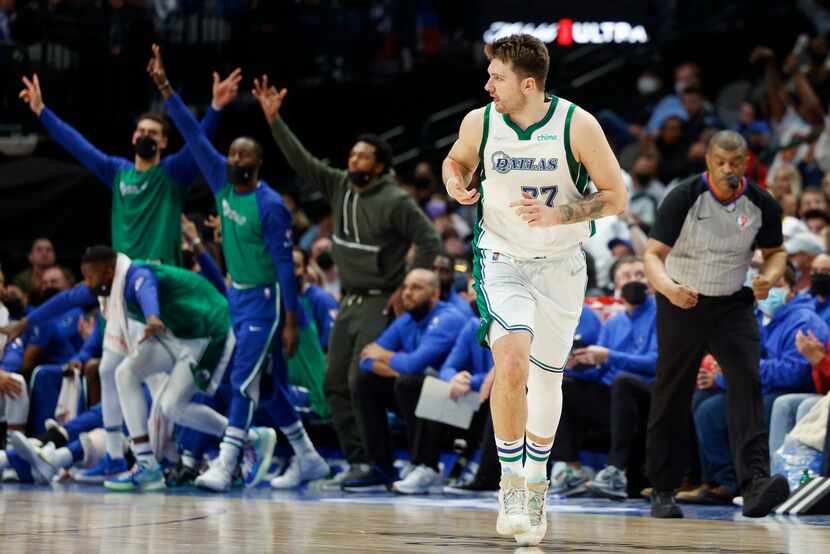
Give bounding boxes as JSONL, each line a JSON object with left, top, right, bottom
{"left": 737, "top": 215, "right": 750, "bottom": 230}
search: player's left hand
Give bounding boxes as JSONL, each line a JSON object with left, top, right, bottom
{"left": 751, "top": 273, "right": 773, "bottom": 300}
{"left": 140, "top": 316, "right": 166, "bottom": 343}
{"left": 510, "top": 192, "right": 560, "bottom": 227}
{"left": 211, "top": 67, "right": 242, "bottom": 111}
{"left": 282, "top": 321, "right": 299, "bottom": 358}
{"left": 0, "top": 318, "right": 28, "bottom": 341}
{"left": 572, "top": 345, "right": 609, "bottom": 365}
{"left": 360, "top": 342, "right": 390, "bottom": 362}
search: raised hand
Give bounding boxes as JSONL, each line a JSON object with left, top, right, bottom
{"left": 147, "top": 44, "right": 169, "bottom": 90}
{"left": 19, "top": 74, "right": 45, "bottom": 116}
{"left": 252, "top": 75, "right": 287, "bottom": 124}
{"left": 211, "top": 68, "right": 242, "bottom": 111}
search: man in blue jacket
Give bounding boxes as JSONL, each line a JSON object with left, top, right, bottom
{"left": 344, "top": 269, "right": 466, "bottom": 491}
{"left": 807, "top": 253, "right": 830, "bottom": 326}
{"left": 550, "top": 256, "right": 658, "bottom": 496}
{"left": 693, "top": 264, "right": 829, "bottom": 503}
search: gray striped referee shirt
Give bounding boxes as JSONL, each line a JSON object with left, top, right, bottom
{"left": 650, "top": 173, "right": 783, "bottom": 297}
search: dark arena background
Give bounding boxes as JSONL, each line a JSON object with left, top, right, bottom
{"left": 1, "top": 1, "right": 830, "bottom": 552}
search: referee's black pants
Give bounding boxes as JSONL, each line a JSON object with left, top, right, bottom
{"left": 646, "top": 288, "right": 768, "bottom": 493}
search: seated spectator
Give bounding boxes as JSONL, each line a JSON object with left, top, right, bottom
{"left": 785, "top": 232, "right": 825, "bottom": 291}
{"left": 550, "top": 256, "right": 657, "bottom": 496}
{"left": 432, "top": 253, "right": 474, "bottom": 317}
{"left": 293, "top": 247, "right": 338, "bottom": 351}
{"left": 13, "top": 238, "right": 72, "bottom": 298}
{"left": 342, "top": 269, "right": 466, "bottom": 491}
{"left": 767, "top": 325, "right": 830, "bottom": 458}
{"left": 680, "top": 86, "right": 722, "bottom": 142}
{"left": 769, "top": 164, "right": 802, "bottom": 217}
{"left": 628, "top": 153, "right": 666, "bottom": 228}
{"left": 646, "top": 62, "right": 703, "bottom": 133}
{"left": 803, "top": 209, "right": 830, "bottom": 236}
{"left": 799, "top": 186, "right": 830, "bottom": 217}
{"left": 808, "top": 253, "right": 830, "bottom": 326}
{"left": 0, "top": 264, "right": 8, "bottom": 354}
{"left": 690, "top": 266, "right": 829, "bottom": 504}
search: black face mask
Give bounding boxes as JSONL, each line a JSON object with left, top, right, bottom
{"left": 621, "top": 281, "right": 649, "bottom": 306}
{"left": 440, "top": 279, "right": 453, "bottom": 297}
{"left": 414, "top": 176, "right": 433, "bottom": 190}
{"left": 226, "top": 163, "right": 257, "bottom": 186}
{"left": 316, "top": 251, "right": 335, "bottom": 271}
{"left": 810, "top": 274, "right": 830, "bottom": 298}
{"left": 3, "top": 297, "right": 25, "bottom": 320}
{"left": 633, "top": 173, "right": 652, "bottom": 185}
{"left": 348, "top": 170, "right": 372, "bottom": 187}
{"left": 407, "top": 299, "right": 433, "bottom": 321}
{"left": 134, "top": 136, "right": 159, "bottom": 160}
{"left": 90, "top": 283, "right": 112, "bottom": 297}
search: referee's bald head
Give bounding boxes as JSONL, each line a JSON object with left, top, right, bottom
{"left": 707, "top": 130, "right": 748, "bottom": 154}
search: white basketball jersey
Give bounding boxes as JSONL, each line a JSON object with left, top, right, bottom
{"left": 474, "top": 97, "right": 594, "bottom": 259}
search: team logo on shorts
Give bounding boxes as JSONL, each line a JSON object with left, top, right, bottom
{"left": 736, "top": 215, "right": 750, "bottom": 230}
{"left": 491, "top": 151, "right": 558, "bottom": 174}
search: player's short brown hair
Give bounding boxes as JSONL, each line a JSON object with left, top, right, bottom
{"left": 484, "top": 34, "right": 550, "bottom": 91}
{"left": 136, "top": 112, "right": 170, "bottom": 137}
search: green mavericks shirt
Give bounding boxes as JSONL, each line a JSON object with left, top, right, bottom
{"left": 112, "top": 165, "right": 186, "bottom": 266}
{"left": 127, "top": 261, "right": 230, "bottom": 340}
{"left": 216, "top": 183, "right": 278, "bottom": 285}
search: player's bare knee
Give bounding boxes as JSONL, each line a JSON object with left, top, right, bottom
{"left": 497, "top": 360, "right": 528, "bottom": 390}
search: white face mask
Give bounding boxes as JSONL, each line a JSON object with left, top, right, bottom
{"left": 638, "top": 76, "right": 660, "bottom": 95}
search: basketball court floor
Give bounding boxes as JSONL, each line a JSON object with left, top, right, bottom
{"left": 2, "top": 483, "right": 829, "bottom": 553}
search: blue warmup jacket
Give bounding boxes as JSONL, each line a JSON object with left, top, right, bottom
{"left": 439, "top": 317, "right": 494, "bottom": 391}
{"left": 571, "top": 296, "right": 658, "bottom": 386}
{"left": 716, "top": 294, "right": 830, "bottom": 394}
{"left": 302, "top": 284, "right": 338, "bottom": 350}
{"left": 359, "top": 301, "right": 467, "bottom": 375}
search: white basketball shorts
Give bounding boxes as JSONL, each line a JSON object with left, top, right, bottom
{"left": 473, "top": 246, "right": 587, "bottom": 372}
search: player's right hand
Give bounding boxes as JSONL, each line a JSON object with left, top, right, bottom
{"left": 252, "top": 75, "right": 287, "bottom": 124}
{"left": 667, "top": 283, "right": 698, "bottom": 310}
{"left": 0, "top": 369, "right": 23, "bottom": 398}
{"left": 445, "top": 175, "right": 479, "bottom": 205}
{"left": 19, "top": 74, "right": 44, "bottom": 116}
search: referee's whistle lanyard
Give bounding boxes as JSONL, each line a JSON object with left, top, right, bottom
{"left": 703, "top": 171, "right": 746, "bottom": 203}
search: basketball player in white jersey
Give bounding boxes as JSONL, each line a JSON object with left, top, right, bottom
{"left": 443, "top": 34, "right": 627, "bottom": 545}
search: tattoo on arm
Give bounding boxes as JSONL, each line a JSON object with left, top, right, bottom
{"left": 558, "top": 192, "right": 608, "bottom": 223}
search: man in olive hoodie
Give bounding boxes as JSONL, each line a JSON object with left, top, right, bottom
{"left": 253, "top": 77, "right": 442, "bottom": 485}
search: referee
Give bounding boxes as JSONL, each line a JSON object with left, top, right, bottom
{"left": 644, "top": 130, "right": 790, "bottom": 519}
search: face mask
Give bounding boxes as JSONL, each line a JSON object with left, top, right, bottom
{"left": 633, "top": 172, "right": 652, "bottom": 185}
{"left": 414, "top": 176, "right": 433, "bottom": 190}
{"left": 674, "top": 80, "right": 689, "bottom": 94}
{"left": 621, "top": 281, "right": 648, "bottom": 306}
{"left": 3, "top": 297, "right": 25, "bottom": 320}
{"left": 758, "top": 286, "right": 789, "bottom": 317}
{"left": 226, "top": 163, "right": 257, "bottom": 186}
{"left": 134, "top": 136, "right": 159, "bottom": 160}
{"left": 316, "top": 251, "right": 335, "bottom": 271}
{"left": 637, "top": 76, "right": 659, "bottom": 95}
{"left": 810, "top": 274, "right": 830, "bottom": 297}
{"left": 407, "top": 299, "right": 432, "bottom": 321}
{"left": 348, "top": 170, "right": 372, "bottom": 187}
{"left": 90, "top": 283, "right": 112, "bottom": 297}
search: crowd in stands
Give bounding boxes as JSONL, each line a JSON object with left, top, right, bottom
{"left": 2, "top": 25, "right": 830, "bottom": 504}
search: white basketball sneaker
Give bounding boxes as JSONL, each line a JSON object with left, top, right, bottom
{"left": 8, "top": 432, "right": 58, "bottom": 484}
{"left": 270, "top": 452, "right": 330, "bottom": 489}
{"left": 514, "top": 480, "right": 549, "bottom": 546}
{"left": 195, "top": 456, "right": 234, "bottom": 492}
{"left": 392, "top": 465, "right": 442, "bottom": 495}
{"left": 496, "top": 473, "right": 530, "bottom": 536}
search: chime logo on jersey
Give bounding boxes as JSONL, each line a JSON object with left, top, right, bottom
{"left": 222, "top": 199, "right": 248, "bottom": 226}
{"left": 491, "top": 151, "right": 559, "bottom": 174}
{"left": 737, "top": 215, "right": 750, "bottom": 230}
{"left": 119, "top": 180, "right": 149, "bottom": 196}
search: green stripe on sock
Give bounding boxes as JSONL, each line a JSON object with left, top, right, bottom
{"left": 499, "top": 454, "right": 524, "bottom": 463}
{"left": 526, "top": 452, "right": 550, "bottom": 463}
